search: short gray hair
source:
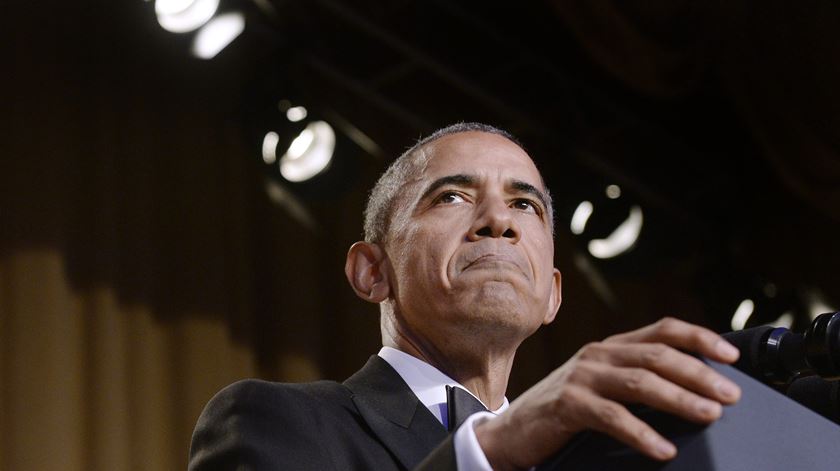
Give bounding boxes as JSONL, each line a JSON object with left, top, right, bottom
{"left": 363, "top": 122, "right": 553, "bottom": 244}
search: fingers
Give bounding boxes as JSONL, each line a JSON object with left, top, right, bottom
{"left": 605, "top": 317, "right": 740, "bottom": 364}
{"left": 479, "top": 317, "right": 743, "bottom": 469}
{"left": 562, "top": 321, "right": 745, "bottom": 463}
{"left": 576, "top": 360, "right": 723, "bottom": 423}
{"left": 578, "top": 342, "right": 741, "bottom": 405}
{"left": 566, "top": 387, "right": 676, "bottom": 461}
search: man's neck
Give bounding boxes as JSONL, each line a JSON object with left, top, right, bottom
{"left": 384, "top": 337, "right": 515, "bottom": 410}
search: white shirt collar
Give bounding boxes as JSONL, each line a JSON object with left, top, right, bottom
{"left": 377, "top": 346, "right": 509, "bottom": 428}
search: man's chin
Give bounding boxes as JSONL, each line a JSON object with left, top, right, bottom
{"left": 460, "top": 293, "right": 538, "bottom": 330}
{"left": 472, "top": 280, "right": 527, "bottom": 304}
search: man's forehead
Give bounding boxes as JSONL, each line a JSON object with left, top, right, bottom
{"left": 420, "top": 131, "right": 544, "bottom": 189}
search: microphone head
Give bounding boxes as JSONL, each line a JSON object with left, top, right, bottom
{"left": 803, "top": 312, "right": 840, "bottom": 380}
{"left": 723, "top": 325, "right": 808, "bottom": 384}
{"left": 786, "top": 376, "right": 840, "bottom": 425}
{"left": 722, "top": 325, "right": 775, "bottom": 381}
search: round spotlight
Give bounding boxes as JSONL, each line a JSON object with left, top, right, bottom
{"left": 286, "top": 106, "right": 308, "bottom": 122}
{"left": 587, "top": 205, "right": 643, "bottom": 259}
{"left": 155, "top": 0, "right": 219, "bottom": 33}
{"left": 570, "top": 201, "right": 594, "bottom": 235}
{"left": 191, "top": 12, "right": 245, "bottom": 59}
{"left": 262, "top": 131, "right": 280, "bottom": 164}
{"left": 730, "top": 298, "right": 755, "bottom": 331}
{"left": 279, "top": 121, "right": 336, "bottom": 182}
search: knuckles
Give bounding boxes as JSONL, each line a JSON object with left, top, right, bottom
{"left": 622, "top": 368, "right": 652, "bottom": 394}
{"left": 564, "top": 359, "right": 599, "bottom": 387}
{"left": 577, "top": 341, "right": 608, "bottom": 361}
{"left": 653, "top": 316, "right": 681, "bottom": 337}
{"left": 640, "top": 343, "right": 671, "bottom": 368}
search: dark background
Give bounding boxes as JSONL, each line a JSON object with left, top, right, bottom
{"left": 2, "top": 1, "right": 839, "bottom": 469}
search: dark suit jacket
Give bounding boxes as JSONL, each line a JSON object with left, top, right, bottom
{"left": 188, "top": 355, "right": 457, "bottom": 470}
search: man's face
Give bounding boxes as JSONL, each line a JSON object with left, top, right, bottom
{"left": 383, "top": 131, "right": 562, "bottom": 350}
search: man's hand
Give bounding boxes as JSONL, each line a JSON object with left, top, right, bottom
{"left": 474, "top": 317, "right": 742, "bottom": 470}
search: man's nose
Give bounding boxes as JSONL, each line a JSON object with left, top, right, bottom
{"left": 467, "top": 197, "right": 521, "bottom": 242}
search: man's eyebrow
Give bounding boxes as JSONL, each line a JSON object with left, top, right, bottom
{"left": 418, "top": 174, "right": 477, "bottom": 202}
{"left": 510, "top": 180, "right": 550, "bottom": 211}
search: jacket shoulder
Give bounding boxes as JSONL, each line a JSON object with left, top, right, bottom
{"left": 188, "top": 378, "right": 352, "bottom": 471}
{"left": 212, "top": 378, "right": 350, "bottom": 410}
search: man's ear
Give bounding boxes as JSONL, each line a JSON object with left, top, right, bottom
{"left": 543, "top": 268, "right": 562, "bottom": 325}
{"left": 345, "top": 241, "right": 391, "bottom": 303}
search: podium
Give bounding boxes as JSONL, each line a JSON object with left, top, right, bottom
{"left": 538, "top": 361, "right": 840, "bottom": 470}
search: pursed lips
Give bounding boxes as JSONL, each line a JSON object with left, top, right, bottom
{"left": 466, "top": 255, "right": 518, "bottom": 269}
{"left": 459, "top": 247, "right": 529, "bottom": 280}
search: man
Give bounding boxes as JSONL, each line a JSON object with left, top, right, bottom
{"left": 188, "top": 123, "right": 741, "bottom": 470}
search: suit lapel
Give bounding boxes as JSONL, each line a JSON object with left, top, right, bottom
{"left": 344, "top": 356, "right": 448, "bottom": 470}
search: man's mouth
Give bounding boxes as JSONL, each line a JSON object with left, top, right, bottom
{"left": 465, "top": 255, "right": 518, "bottom": 270}
{"left": 461, "top": 251, "right": 528, "bottom": 280}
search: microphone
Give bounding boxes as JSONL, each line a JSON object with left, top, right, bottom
{"left": 802, "top": 311, "right": 840, "bottom": 380}
{"left": 786, "top": 376, "right": 840, "bottom": 425}
{"left": 722, "top": 311, "right": 840, "bottom": 385}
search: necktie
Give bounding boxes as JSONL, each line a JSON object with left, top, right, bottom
{"left": 446, "top": 385, "right": 489, "bottom": 432}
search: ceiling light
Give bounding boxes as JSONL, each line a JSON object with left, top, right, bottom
{"left": 262, "top": 131, "right": 280, "bottom": 164}
{"left": 730, "top": 299, "right": 755, "bottom": 331}
{"left": 570, "top": 201, "right": 593, "bottom": 235}
{"left": 286, "top": 106, "right": 308, "bottom": 122}
{"left": 155, "top": 0, "right": 219, "bottom": 33}
{"left": 279, "top": 121, "right": 336, "bottom": 182}
{"left": 587, "top": 205, "right": 643, "bottom": 259}
{"left": 191, "top": 12, "right": 245, "bottom": 59}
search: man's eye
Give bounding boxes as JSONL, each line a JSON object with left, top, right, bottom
{"left": 437, "top": 192, "right": 465, "bottom": 204}
{"left": 512, "top": 199, "right": 538, "bottom": 214}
